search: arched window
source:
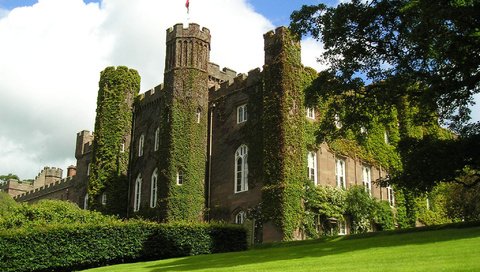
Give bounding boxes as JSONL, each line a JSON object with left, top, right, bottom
{"left": 196, "top": 107, "right": 201, "bottom": 123}
{"left": 335, "top": 159, "right": 346, "bottom": 189}
{"left": 177, "top": 169, "right": 184, "bottom": 185}
{"left": 150, "top": 169, "right": 158, "bottom": 208}
{"left": 235, "top": 145, "right": 248, "bottom": 193}
{"left": 138, "top": 134, "right": 145, "bottom": 157}
{"left": 362, "top": 166, "right": 372, "bottom": 195}
{"left": 134, "top": 174, "right": 142, "bottom": 212}
{"left": 235, "top": 210, "right": 246, "bottom": 224}
{"left": 154, "top": 128, "right": 160, "bottom": 151}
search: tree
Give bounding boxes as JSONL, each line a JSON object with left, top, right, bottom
{"left": 0, "top": 173, "right": 20, "bottom": 182}
{"left": 291, "top": 0, "right": 479, "bottom": 130}
{"left": 290, "top": 0, "right": 480, "bottom": 190}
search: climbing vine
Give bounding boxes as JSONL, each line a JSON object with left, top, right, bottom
{"left": 88, "top": 66, "right": 140, "bottom": 217}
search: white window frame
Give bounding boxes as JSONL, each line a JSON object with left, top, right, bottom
{"left": 87, "top": 163, "right": 91, "bottom": 176}
{"left": 334, "top": 114, "right": 342, "bottom": 129}
{"left": 120, "top": 142, "right": 125, "bottom": 153}
{"left": 306, "top": 107, "right": 315, "bottom": 119}
{"left": 134, "top": 174, "right": 142, "bottom": 212}
{"left": 338, "top": 218, "right": 347, "bottom": 235}
{"left": 101, "top": 192, "right": 107, "bottom": 206}
{"left": 235, "top": 145, "right": 248, "bottom": 193}
{"left": 237, "top": 104, "right": 247, "bottom": 124}
{"left": 335, "top": 159, "right": 346, "bottom": 189}
{"left": 384, "top": 130, "right": 390, "bottom": 144}
{"left": 154, "top": 128, "right": 160, "bottom": 151}
{"left": 387, "top": 185, "right": 395, "bottom": 207}
{"left": 138, "top": 134, "right": 145, "bottom": 157}
{"left": 176, "top": 170, "right": 184, "bottom": 185}
{"left": 196, "top": 108, "right": 201, "bottom": 124}
{"left": 83, "top": 193, "right": 89, "bottom": 210}
{"left": 150, "top": 169, "right": 158, "bottom": 208}
{"left": 235, "top": 211, "right": 246, "bottom": 224}
{"left": 363, "top": 166, "right": 372, "bottom": 195}
{"left": 307, "top": 151, "right": 317, "bottom": 185}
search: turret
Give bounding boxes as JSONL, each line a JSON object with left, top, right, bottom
{"left": 161, "top": 23, "right": 211, "bottom": 221}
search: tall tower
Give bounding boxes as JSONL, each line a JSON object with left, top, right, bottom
{"left": 89, "top": 66, "right": 140, "bottom": 216}
{"left": 262, "top": 27, "right": 306, "bottom": 241}
{"left": 162, "top": 23, "right": 210, "bottom": 221}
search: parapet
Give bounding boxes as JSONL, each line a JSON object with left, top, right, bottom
{"left": 264, "top": 26, "right": 301, "bottom": 65}
{"left": 135, "top": 83, "right": 164, "bottom": 110}
{"left": 209, "top": 68, "right": 263, "bottom": 101}
{"left": 76, "top": 130, "right": 94, "bottom": 159}
{"left": 166, "top": 23, "right": 211, "bottom": 43}
{"left": 208, "top": 62, "right": 237, "bottom": 89}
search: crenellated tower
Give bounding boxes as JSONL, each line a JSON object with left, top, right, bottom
{"left": 162, "top": 23, "right": 211, "bottom": 221}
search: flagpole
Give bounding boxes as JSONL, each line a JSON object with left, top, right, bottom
{"left": 185, "top": 0, "right": 190, "bottom": 24}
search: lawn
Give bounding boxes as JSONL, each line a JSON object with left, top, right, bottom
{"left": 83, "top": 226, "right": 480, "bottom": 272}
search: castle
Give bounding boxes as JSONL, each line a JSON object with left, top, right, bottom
{"left": 2, "top": 23, "right": 395, "bottom": 242}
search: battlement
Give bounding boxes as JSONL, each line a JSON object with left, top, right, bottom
{"left": 208, "top": 62, "right": 237, "bottom": 89}
{"left": 166, "top": 23, "right": 210, "bottom": 42}
{"left": 209, "top": 68, "right": 263, "bottom": 101}
{"left": 76, "top": 130, "right": 94, "bottom": 159}
{"left": 264, "top": 26, "right": 301, "bottom": 66}
{"left": 13, "top": 176, "right": 76, "bottom": 202}
{"left": 135, "top": 83, "right": 164, "bottom": 110}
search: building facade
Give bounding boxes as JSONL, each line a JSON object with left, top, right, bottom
{"left": 6, "top": 23, "right": 395, "bottom": 242}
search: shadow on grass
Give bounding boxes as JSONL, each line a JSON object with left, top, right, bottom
{"left": 143, "top": 224, "right": 480, "bottom": 272}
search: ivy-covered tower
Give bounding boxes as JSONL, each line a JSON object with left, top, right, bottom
{"left": 162, "top": 23, "right": 210, "bottom": 221}
{"left": 88, "top": 66, "right": 140, "bottom": 217}
{"left": 262, "top": 27, "right": 306, "bottom": 241}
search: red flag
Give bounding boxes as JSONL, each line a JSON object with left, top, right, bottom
{"left": 185, "top": 0, "right": 190, "bottom": 13}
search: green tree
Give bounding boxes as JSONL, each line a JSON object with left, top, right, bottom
{"left": 0, "top": 173, "right": 19, "bottom": 182}
{"left": 290, "top": 0, "right": 480, "bottom": 191}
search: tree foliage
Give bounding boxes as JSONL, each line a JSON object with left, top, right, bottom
{"left": 290, "top": 0, "right": 480, "bottom": 190}
{"left": 0, "top": 173, "right": 19, "bottom": 182}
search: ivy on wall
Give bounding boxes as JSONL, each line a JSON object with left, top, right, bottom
{"left": 88, "top": 66, "right": 140, "bottom": 217}
{"left": 162, "top": 68, "right": 208, "bottom": 222}
{"left": 262, "top": 28, "right": 306, "bottom": 240}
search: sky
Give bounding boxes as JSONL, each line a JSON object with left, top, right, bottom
{"left": 0, "top": 0, "right": 478, "bottom": 180}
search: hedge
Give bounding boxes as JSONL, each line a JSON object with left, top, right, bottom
{"left": 0, "top": 221, "right": 247, "bottom": 272}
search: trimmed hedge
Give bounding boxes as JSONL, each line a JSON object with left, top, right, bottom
{"left": 0, "top": 221, "right": 247, "bottom": 272}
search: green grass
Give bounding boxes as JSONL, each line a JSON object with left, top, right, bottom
{"left": 83, "top": 226, "right": 480, "bottom": 272}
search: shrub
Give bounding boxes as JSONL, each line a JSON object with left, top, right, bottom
{"left": 345, "top": 186, "right": 377, "bottom": 233}
{"left": 374, "top": 201, "right": 395, "bottom": 231}
{"left": 0, "top": 199, "right": 117, "bottom": 231}
{"left": 0, "top": 221, "right": 247, "bottom": 272}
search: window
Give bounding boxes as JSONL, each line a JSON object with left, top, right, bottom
{"left": 384, "top": 130, "right": 390, "bottom": 144}
{"left": 307, "top": 151, "right": 317, "bottom": 185}
{"left": 120, "top": 142, "right": 125, "bottom": 153}
{"left": 334, "top": 114, "right": 342, "bottom": 129}
{"left": 87, "top": 163, "right": 91, "bottom": 176}
{"left": 150, "top": 169, "right": 158, "bottom": 208}
{"left": 101, "top": 192, "right": 107, "bottom": 206}
{"left": 362, "top": 166, "right": 372, "bottom": 195}
{"left": 235, "top": 211, "right": 246, "bottom": 224}
{"left": 237, "top": 104, "right": 247, "bottom": 123}
{"left": 338, "top": 219, "right": 347, "bottom": 235}
{"left": 83, "top": 194, "right": 89, "bottom": 210}
{"left": 138, "top": 134, "right": 145, "bottom": 157}
{"left": 154, "top": 128, "right": 160, "bottom": 151}
{"left": 306, "top": 107, "right": 315, "bottom": 119}
{"left": 335, "top": 159, "right": 346, "bottom": 189}
{"left": 235, "top": 145, "right": 248, "bottom": 193}
{"left": 134, "top": 174, "right": 142, "bottom": 212}
{"left": 176, "top": 169, "right": 184, "bottom": 185}
{"left": 387, "top": 186, "right": 395, "bottom": 207}
{"left": 196, "top": 108, "right": 201, "bottom": 123}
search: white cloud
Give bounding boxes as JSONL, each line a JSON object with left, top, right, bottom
{"left": 0, "top": 0, "right": 274, "bottom": 179}
{"left": 301, "top": 37, "right": 328, "bottom": 72}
